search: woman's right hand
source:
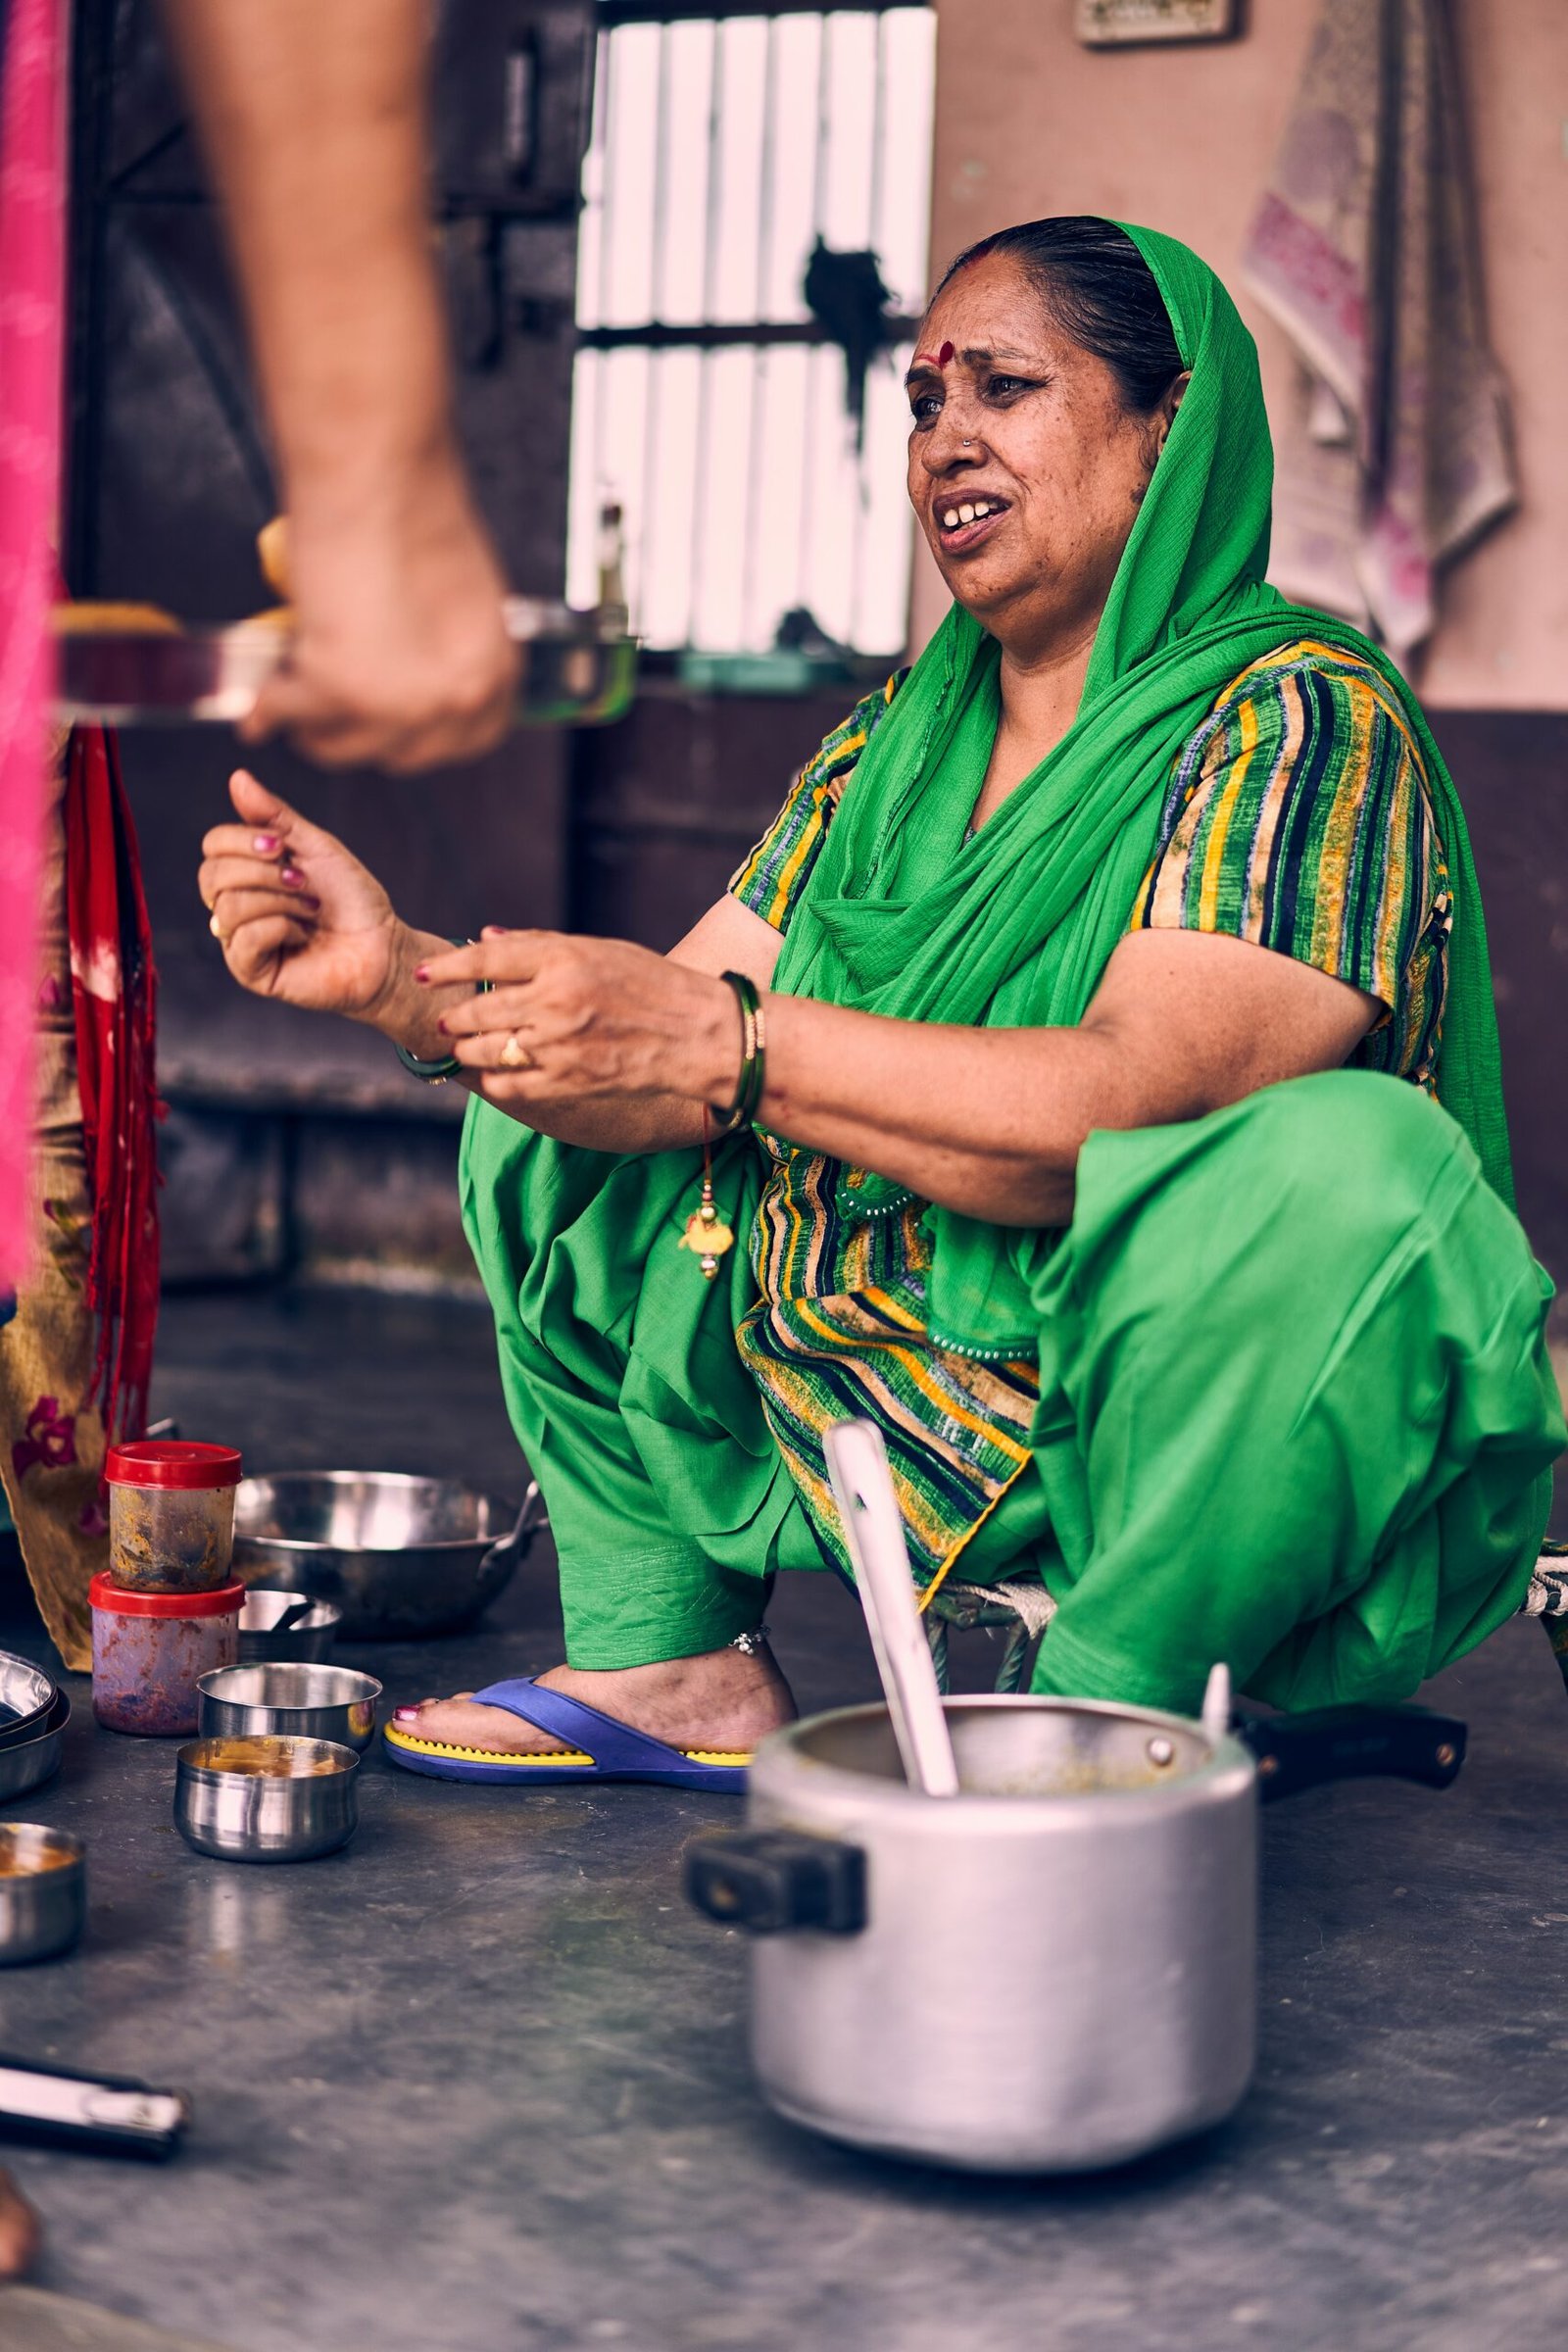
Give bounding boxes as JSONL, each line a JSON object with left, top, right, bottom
{"left": 199, "top": 769, "right": 403, "bottom": 1019}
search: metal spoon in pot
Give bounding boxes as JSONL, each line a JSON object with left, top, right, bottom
{"left": 824, "top": 1419, "right": 960, "bottom": 1798}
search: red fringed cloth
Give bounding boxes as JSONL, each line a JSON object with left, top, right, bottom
{"left": 63, "top": 726, "right": 163, "bottom": 1446}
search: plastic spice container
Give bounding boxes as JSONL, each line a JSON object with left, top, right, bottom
{"left": 89, "top": 1573, "right": 245, "bottom": 1738}
{"left": 104, "top": 1442, "right": 242, "bottom": 1593}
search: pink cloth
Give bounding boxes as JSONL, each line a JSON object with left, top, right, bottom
{"left": 0, "top": 0, "right": 66, "bottom": 1287}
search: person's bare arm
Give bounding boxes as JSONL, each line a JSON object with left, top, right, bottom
{"left": 426, "top": 924, "right": 1380, "bottom": 1224}
{"left": 0, "top": 2168, "right": 41, "bottom": 2278}
{"left": 203, "top": 777, "right": 1376, "bottom": 1211}
{"left": 747, "top": 928, "right": 1379, "bottom": 1222}
{"left": 161, "top": 0, "right": 517, "bottom": 770}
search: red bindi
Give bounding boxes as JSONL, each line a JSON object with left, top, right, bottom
{"left": 937, "top": 340, "right": 954, "bottom": 368}
{"left": 911, "top": 342, "right": 955, "bottom": 371}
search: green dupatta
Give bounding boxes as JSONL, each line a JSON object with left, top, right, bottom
{"left": 461, "top": 225, "right": 1514, "bottom": 1539}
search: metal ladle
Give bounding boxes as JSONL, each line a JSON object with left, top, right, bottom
{"left": 824, "top": 1420, "right": 960, "bottom": 1798}
{"left": 824, "top": 1422, "right": 1236, "bottom": 1800}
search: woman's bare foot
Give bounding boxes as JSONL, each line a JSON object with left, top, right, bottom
{"left": 391, "top": 1643, "right": 796, "bottom": 1757}
{"left": 0, "top": 2167, "right": 41, "bottom": 2278}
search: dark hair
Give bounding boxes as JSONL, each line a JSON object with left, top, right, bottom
{"left": 937, "top": 218, "right": 1184, "bottom": 415}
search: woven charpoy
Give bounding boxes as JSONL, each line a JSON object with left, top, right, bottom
{"left": 932, "top": 1545, "right": 1568, "bottom": 1700}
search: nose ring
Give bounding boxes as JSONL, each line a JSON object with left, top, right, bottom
{"left": 962, "top": 438, "right": 972, "bottom": 447}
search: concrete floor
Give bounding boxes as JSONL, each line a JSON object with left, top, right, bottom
{"left": 2, "top": 1288, "right": 1567, "bottom": 2352}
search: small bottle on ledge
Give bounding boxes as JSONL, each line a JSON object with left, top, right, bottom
{"left": 596, "top": 496, "right": 629, "bottom": 634}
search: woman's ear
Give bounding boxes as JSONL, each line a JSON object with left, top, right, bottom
{"left": 1154, "top": 371, "right": 1192, "bottom": 456}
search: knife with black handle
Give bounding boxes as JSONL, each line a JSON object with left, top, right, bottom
{"left": 0, "top": 2055, "right": 190, "bottom": 2160}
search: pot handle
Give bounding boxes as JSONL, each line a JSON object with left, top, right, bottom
{"left": 684, "top": 1830, "right": 867, "bottom": 1936}
{"left": 1235, "top": 1703, "right": 1466, "bottom": 1805}
{"left": 481, "top": 1480, "right": 549, "bottom": 1577}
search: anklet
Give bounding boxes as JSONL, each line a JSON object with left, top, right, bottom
{"left": 728, "top": 1623, "right": 770, "bottom": 1656}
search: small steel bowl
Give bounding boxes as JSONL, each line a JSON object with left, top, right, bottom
{"left": 0, "top": 1690, "right": 70, "bottom": 1804}
{"left": 238, "top": 1589, "right": 341, "bottom": 1664}
{"left": 174, "top": 1736, "right": 360, "bottom": 1864}
{"left": 0, "top": 1650, "right": 59, "bottom": 1750}
{"left": 197, "top": 1663, "right": 381, "bottom": 1751}
{"left": 0, "top": 1822, "right": 86, "bottom": 1963}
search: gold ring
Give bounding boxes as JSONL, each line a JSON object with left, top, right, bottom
{"left": 499, "top": 1031, "right": 534, "bottom": 1070}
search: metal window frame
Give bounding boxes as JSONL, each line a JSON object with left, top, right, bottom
{"left": 599, "top": 2, "right": 923, "bottom": 24}
{"left": 576, "top": 316, "right": 919, "bottom": 352}
{"left": 578, "top": 0, "right": 932, "bottom": 651}
{"left": 577, "top": 6, "right": 926, "bottom": 353}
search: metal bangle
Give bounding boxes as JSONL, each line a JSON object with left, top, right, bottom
{"left": 710, "top": 970, "right": 766, "bottom": 1128}
{"left": 395, "top": 939, "right": 495, "bottom": 1085}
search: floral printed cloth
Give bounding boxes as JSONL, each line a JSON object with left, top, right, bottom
{"left": 0, "top": 793, "right": 110, "bottom": 1670}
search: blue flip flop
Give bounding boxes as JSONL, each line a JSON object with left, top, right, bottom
{"left": 382, "top": 1676, "right": 749, "bottom": 1791}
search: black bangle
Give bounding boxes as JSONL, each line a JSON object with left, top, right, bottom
{"left": 395, "top": 938, "right": 494, "bottom": 1085}
{"left": 710, "top": 971, "right": 766, "bottom": 1129}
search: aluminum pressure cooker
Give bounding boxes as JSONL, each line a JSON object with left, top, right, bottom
{"left": 686, "top": 1692, "right": 1464, "bottom": 2173}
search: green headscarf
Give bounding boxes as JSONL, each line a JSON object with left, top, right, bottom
{"left": 462, "top": 222, "right": 1512, "bottom": 1483}
{"left": 764, "top": 220, "right": 1513, "bottom": 1349}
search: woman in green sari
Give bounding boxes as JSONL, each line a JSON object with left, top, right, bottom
{"left": 202, "top": 219, "right": 1563, "bottom": 1786}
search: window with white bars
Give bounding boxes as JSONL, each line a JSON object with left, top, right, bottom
{"left": 567, "top": 3, "right": 937, "bottom": 656}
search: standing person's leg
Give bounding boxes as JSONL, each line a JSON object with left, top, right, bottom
{"left": 1026, "top": 1073, "right": 1562, "bottom": 1716}
{"left": 0, "top": 797, "right": 109, "bottom": 1672}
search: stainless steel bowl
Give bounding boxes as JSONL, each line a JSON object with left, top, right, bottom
{"left": 0, "top": 1690, "right": 70, "bottom": 1803}
{"left": 197, "top": 1663, "right": 381, "bottom": 1751}
{"left": 0, "top": 1651, "right": 58, "bottom": 1749}
{"left": 174, "top": 1736, "right": 360, "bottom": 1863}
{"left": 232, "top": 1472, "right": 544, "bottom": 1641}
{"left": 238, "top": 1588, "right": 341, "bottom": 1664}
{"left": 0, "top": 1822, "right": 86, "bottom": 1963}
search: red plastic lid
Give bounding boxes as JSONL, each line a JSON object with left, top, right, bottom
{"left": 89, "top": 1573, "right": 246, "bottom": 1619}
{"left": 104, "top": 1442, "right": 242, "bottom": 1492}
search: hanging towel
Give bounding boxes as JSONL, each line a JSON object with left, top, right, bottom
{"left": 1242, "top": 0, "right": 1513, "bottom": 659}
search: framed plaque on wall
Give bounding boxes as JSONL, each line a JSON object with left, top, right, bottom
{"left": 1076, "top": 0, "right": 1239, "bottom": 44}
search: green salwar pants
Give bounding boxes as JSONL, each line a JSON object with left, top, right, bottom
{"left": 462, "top": 1072, "right": 1563, "bottom": 1717}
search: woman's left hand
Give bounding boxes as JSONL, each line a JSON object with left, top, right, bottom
{"left": 418, "top": 931, "right": 743, "bottom": 1109}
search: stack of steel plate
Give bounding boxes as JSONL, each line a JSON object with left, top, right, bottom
{"left": 0, "top": 1652, "right": 70, "bottom": 1800}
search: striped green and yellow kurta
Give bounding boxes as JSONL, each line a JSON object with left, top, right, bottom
{"left": 729, "top": 637, "right": 1451, "bottom": 1585}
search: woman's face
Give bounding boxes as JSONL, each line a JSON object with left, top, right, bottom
{"left": 906, "top": 251, "right": 1175, "bottom": 663}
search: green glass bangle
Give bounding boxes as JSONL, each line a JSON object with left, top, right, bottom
{"left": 395, "top": 939, "right": 494, "bottom": 1085}
{"left": 395, "top": 1042, "right": 462, "bottom": 1083}
{"left": 710, "top": 970, "right": 765, "bottom": 1128}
